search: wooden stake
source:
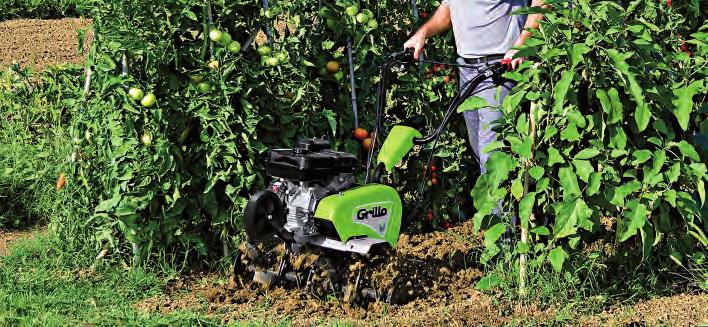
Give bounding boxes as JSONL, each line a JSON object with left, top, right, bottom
{"left": 519, "top": 101, "right": 538, "bottom": 298}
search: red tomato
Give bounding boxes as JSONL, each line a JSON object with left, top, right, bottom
{"left": 680, "top": 41, "right": 688, "bottom": 52}
{"left": 353, "top": 128, "right": 369, "bottom": 141}
{"left": 431, "top": 178, "right": 439, "bottom": 186}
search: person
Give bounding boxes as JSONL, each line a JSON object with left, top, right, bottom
{"left": 404, "top": 0, "right": 545, "bottom": 176}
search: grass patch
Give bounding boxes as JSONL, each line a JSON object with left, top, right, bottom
{"left": 0, "top": 234, "right": 218, "bottom": 326}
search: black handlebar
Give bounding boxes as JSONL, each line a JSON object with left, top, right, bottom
{"left": 373, "top": 51, "right": 507, "bottom": 145}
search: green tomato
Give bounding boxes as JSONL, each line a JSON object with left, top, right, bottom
{"left": 334, "top": 70, "right": 345, "bottom": 81}
{"left": 197, "top": 82, "right": 211, "bottom": 94}
{"left": 209, "top": 29, "right": 223, "bottom": 43}
{"left": 141, "top": 133, "right": 153, "bottom": 146}
{"left": 319, "top": 7, "right": 330, "bottom": 17}
{"left": 257, "top": 45, "right": 272, "bottom": 55}
{"left": 326, "top": 19, "right": 337, "bottom": 30}
{"left": 266, "top": 57, "right": 280, "bottom": 67}
{"left": 345, "top": 5, "right": 359, "bottom": 17}
{"left": 276, "top": 52, "right": 288, "bottom": 62}
{"left": 190, "top": 75, "right": 205, "bottom": 83}
{"left": 141, "top": 93, "right": 157, "bottom": 108}
{"left": 367, "top": 19, "right": 378, "bottom": 29}
{"left": 319, "top": 67, "right": 328, "bottom": 77}
{"left": 128, "top": 87, "right": 144, "bottom": 101}
{"left": 227, "top": 41, "right": 241, "bottom": 53}
{"left": 356, "top": 13, "right": 369, "bottom": 24}
{"left": 217, "top": 32, "right": 232, "bottom": 46}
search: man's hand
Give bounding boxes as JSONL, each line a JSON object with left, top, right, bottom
{"left": 404, "top": 31, "right": 427, "bottom": 60}
{"left": 503, "top": 49, "right": 524, "bottom": 70}
{"left": 404, "top": 4, "right": 451, "bottom": 60}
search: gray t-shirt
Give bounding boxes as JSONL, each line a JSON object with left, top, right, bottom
{"left": 441, "top": 0, "right": 527, "bottom": 58}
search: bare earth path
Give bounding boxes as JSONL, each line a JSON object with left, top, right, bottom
{"left": 0, "top": 18, "right": 93, "bottom": 71}
{"left": 0, "top": 229, "right": 36, "bottom": 256}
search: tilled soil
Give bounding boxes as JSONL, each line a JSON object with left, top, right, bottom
{"left": 137, "top": 220, "right": 527, "bottom": 325}
{"left": 0, "top": 18, "right": 93, "bottom": 72}
{"left": 134, "top": 221, "right": 708, "bottom": 325}
{"left": 583, "top": 293, "right": 708, "bottom": 327}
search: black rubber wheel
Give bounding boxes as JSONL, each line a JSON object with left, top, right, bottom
{"left": 244, "top": 190, "right": 285, "bottom": 242}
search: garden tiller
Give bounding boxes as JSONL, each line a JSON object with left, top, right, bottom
{"left": 235, "top": 48, "right": 508, "bottom": 303}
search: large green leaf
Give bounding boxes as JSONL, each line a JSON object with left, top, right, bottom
{"left": 574, "top": 148, "right": 600, "bottom": 159}
{"left": 609, "top": 180, "right": 641, "bottom": 207}
{"left": 558, "top": 166, "right": 581, "bottom": 197}
{"left": 458, "top": 96, "right": 491, "bottom": 112}
{"left": 553, "top": 70, "right": 576, "bottom": 113}
{"left": 619, "top": 199, "right": 647, "bottom": 242}
{"left": 484, "top": 223, "right": 508, "bottom": 248}
{"left": 519, "top": 192, "right": 536, "bottom": 229}
{"left": 548, "top": 246, "right": 568, "bottom": 272}
{"left": 606, "top": 49, "right": 650, "bottom": 131}
{"left": 676, "top": 140, "right": 700, "bottom": 162}
{"left": 547, "top": 147, "right": 565, "bottom": 166}
{"left": 671, "top": 80, "right": 704, "bottom": 131}
{"left": 554, "top": 197, "right": 592, "bottom": 239}
{"left": 572, "top": 159, "right": 594, "bottom": 182}
{"left": 587, "top": 172, "right": 602, "bottom": 196}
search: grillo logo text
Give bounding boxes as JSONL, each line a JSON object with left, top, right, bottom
{"left": 356, "top": 206, "right": 388, "bottom": 220}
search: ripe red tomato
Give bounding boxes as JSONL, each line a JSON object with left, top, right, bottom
{"left": 362, "top": 138, "right": 373, "bottom": 151}
{"left": 419, "top": 11, "right": 429, "bottom": 19}
{"left": 431, "top": 178, "right": 439, "bottom": 186}
{"left": 666, "top": 0, "right": 671, "bottom": 6}
{"left": 430, "top": 166, "right": 437, "bottom": 172}
{"left": 680, "top": 41, "right": 688, "bottom": 52}
{"left": 352, "top": 128, "right": 369, "bottom": 141}
{"left": 443, "top": 76, "right": 451, "bottom": 84}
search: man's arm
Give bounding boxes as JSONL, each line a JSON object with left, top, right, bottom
{"left": 403, "top": 4, "right": 451, "bottom": 60}
{"left": 505, "top": 0, "right": 546, "bottom": 69}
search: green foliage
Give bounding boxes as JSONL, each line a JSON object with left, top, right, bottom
{"left": 0, "top": 64, "right": 84, "bottom": 230}
{"left": 0, "top": 0, "right": 468, "bottom": 265}
{"left": 472, "top": 0, "right": 707, "bottom": 271}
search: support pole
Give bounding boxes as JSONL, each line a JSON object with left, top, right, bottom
{"left": 519, "top": 101, "right": 537, "bottom": 298}
{"left": 346, "top": 37, "right": 359, "bottom": 128}
{"left": 262, "top": 0, "right": 273, "bottom": 44}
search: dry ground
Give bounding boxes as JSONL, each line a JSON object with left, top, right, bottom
{"left": 0, "top": 18, "right": 93, "bottom": 71}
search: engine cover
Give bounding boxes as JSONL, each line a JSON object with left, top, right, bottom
{"left": 266, "top": 138, "right": 357, "bottom": 182}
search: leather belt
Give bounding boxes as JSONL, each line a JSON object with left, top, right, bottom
{"left": 462, "top": 54, "right": 505, "bottom": 65}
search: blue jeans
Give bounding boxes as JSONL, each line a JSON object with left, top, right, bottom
{"left": 457, "top": 57, "right": 514, "bottom": 174}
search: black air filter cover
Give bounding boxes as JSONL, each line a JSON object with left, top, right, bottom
{"left": 266, "top": 138, "right": 357, "bottom": 181}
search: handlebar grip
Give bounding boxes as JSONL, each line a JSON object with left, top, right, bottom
{"left": 389, "top": 48, "right": 415, "bottom": 61}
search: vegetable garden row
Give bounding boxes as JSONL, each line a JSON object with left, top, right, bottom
{"left": 1, "top": 0, "right": 706, "bottom": 283}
